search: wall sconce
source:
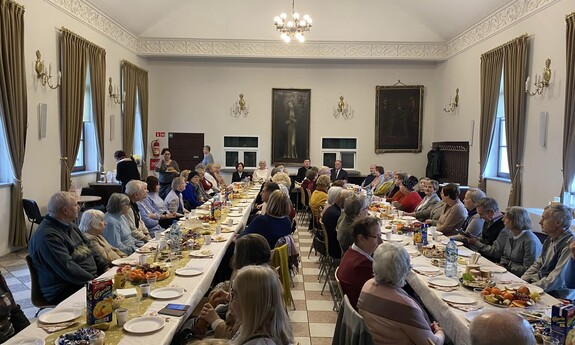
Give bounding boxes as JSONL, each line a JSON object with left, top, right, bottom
{"left": 108, "top": 77, "right": 124, "bottom": 105}
{"left": 333, "top": 96, "right": 353, "bottom": 119}
{"left": 34, "top": 50, "right": 61, "bottom": 89}
{"left": 443, "top": 88, "right": 459, "bottom": 113}
{"left": 526, "top": 59, "right": 552, "bottom": 96}
{"left": 230, "top": 93, "right": 249, "bottom": 118}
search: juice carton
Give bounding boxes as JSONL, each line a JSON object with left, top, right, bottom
{"left": 551, "top": 302, "right": 575, "bottom": 344}
{"left": 211, "top": 201, "right": 222, "bottom": 221}
{"left": 86, "top": 278, "right": 113, "bottom": 326}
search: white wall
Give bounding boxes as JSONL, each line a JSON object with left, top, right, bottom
{"left": 435, "top": 0, "right": 571, "bottom": 209}
{"left": 0, "top": 0, "right": 147, "bottom": 256}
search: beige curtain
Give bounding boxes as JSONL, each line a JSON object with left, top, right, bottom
{"left": 137, "top": 69, "right": 149, "bottom": 178}
{"left": 88, "top": 45, "right": 106, "bottom": 180}
{"left": 121, "top": 61, "right": 137, "bottom": 155}
{"left": 563, "top": 13, "right": 575, "bottom": 196}
{"left": 503, "top": 35, "right": 528, "bottom": 207}
{"left": 0, "top": 0, "right": 27, "bottom": 246}
{"left": 478, "top": 48, "right": 504, "bottom": 190}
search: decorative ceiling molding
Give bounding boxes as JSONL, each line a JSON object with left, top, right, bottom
{"left": 447, "top": 0, "right": 561, "bottom": 56}
{"left": 44, "top": 0, "right": 561, "bottom": 60}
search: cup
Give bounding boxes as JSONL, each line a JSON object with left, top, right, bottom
{"left": 470, "top": 252, "right": 481, "bottom": 265}
{"left": 227, "top": 218, "right": 233, "bottom": 226}
{"left": 114, "top": 273, "right": 127, "bottom": 289}
{"left": 140, "top": 283, "right": 150, "bottom": 298}
{"left": 542, "top": 336, "right": 560, "bottom": 345}
{"left": 146, "top": 276, "right": 157, "bottom": 287}
{"left": 491, "top": 271, "right": 503, "bottom": 283}
{"left": 88, "top": 332, "right": 105, "bottom": 345}
{"left": 429, "top": 226, "right": 436, "bottom": 236}
{"left": 138, "top": 254, "right": 148, "bottom": 266}
{"left": 386, "top": 232, "right": 392, "bottom": 241}
{"left": 237, "top": 207, "right": 243, "bottom": 213}
{"left": 204, "top": 234, "right": 212, "bottom": 245}
{"left": 215, "top": 225, "right": 222, "bottom": 235}
{"left": 115, "top": 307, "right": 128, "bottom": 326}
{"left": 480, "top": 269, "right": 492, "bottom": 279}
{"left": 432, "top": 231, "right": 440, "bottom": 242}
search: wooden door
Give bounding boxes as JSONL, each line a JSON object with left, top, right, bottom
{"left": 168, "top": 133, "right": 204, "bottom": 171}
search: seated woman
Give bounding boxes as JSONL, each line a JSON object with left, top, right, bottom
{"left": 406, "top": 178, "right": 440, "bottom": 218}
{"left": 366, "top": 166, "right": 385, "bottom": 192}
{"left": 392, "top": 177, "right": 422, "bottom": 213}
{"left": 436, "top": 184, "right": 467, "bottom": 236}
{"left": 322, "top": 189, "right": 351, "bottom": 260}
{"left": 301, "top": 168, "right": 317, "bottom": 192}
{"left": 181, "top": 170, "right": 203, "bottom": 210}
{"left": 103, "top": 193, "right": 143, "bottom": 255}
{"left": 337, "top": 194, "right": 368, "bottom": 252}
{"left": 141, "top": 176, "right": 177, "bottom": 229}
{"left": 453, "top": 188, "right": 486, "bottom": 240}
{"left": 197, "top": 167, "right": 215, "bottom": 195}
{"left": 386, "top": 172, "right": 408, "bottom": 202}
{"left": 500, "top": 207, "right": 542, "bottom": 277}
{"left": 239, "top": 190, "right": 292, "bottom": 249}
{"left": 309, "top": 175, "right": 331, "bottom": 227}
{"left": 252, "top": 160, "right": 270, "bottom": 183}
{"left": 228, "top": 265, "right": 293, "bottom": 345}
{"left": 271, "top": 172, "right": 296, "bottom": 221}
{"left": 358, "top": 243, "right": 445, "bottom": 345}
{"left": 0, "top": 274, "right": 30, "bottom": 343}
{"left": 79, "top": 209, "right": 126, "bottom": 264}
{"left": 213, "top": 164, "right": 227, "bottom": 190}
{"left": 374, "top": 170, "right": 395, "bottom": 197}
{"left": 164, "top": 177, "right": 189, "bottom": 215}
{"left": 232, "top": 162, "right": 250, "bottom": 183}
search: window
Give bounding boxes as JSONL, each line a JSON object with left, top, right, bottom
{"left": 486, "top": 74, "right": 510, "bottom": 179}
{"left": 133, "top": 88, "right": 144, "bottom": 163}
{"left": 73, "top": 66, "right": 97, "bottom": 172}
{"left": 223, "top": 136, "right": 259, "bottom": 168}
{"left": 321, "top": 138, "right": 357, "bottom": 170}
{"left": 0, "top": 111, "right": 14, "bottom": 184}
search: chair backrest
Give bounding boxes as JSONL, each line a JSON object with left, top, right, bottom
{"left": 22, "top": 199, "right": 42, "bottom": 223}
{"left": 304, "top": 188, "right": 312, "bottom": 207}
{"left": 332, "top": 295, "right": 374, "bottom": 345}
{"left": 299, "top": 187, "right": 307, "bottom": 207}
{"left": 25, "top": 255, "right": 54, "bottom": 309}
{"left": 270, "top": 244, "right": 293, "bottom": 307}
{"left": 534, "top": 231, "right": 548, "bottom": 244}
{"left": 319, "top": 219, "right": 330, "bottom": 255}
{"left": 334, "top": 266, "right": 344, "bottom": 300}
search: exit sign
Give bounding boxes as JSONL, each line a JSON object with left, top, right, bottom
{"left": 155, "top": 131, "right": 165, "bottom": 137}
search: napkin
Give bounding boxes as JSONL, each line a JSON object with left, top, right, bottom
{"left": 116, "top": 288, "right": 137, "bottom": 297}
{"left": 38, "top": 321, "right": 79, "bottom": 333}
{"left": 447, "top": 302, "right": 483, "bottom": 312}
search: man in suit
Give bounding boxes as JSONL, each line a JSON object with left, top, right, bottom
{"left": 330, "top": 160, "right": 348, "bottom": 181}
{"left": 295, "top": 159, "right": 311, "bottom": 183}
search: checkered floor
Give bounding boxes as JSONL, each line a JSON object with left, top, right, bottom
{"left": 0, "top": 223, "right": 337, "bottom": 342}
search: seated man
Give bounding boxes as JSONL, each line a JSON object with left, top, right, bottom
{"left": 28, "top": 192, "right": 108, "bottom": 304}
{"left": 124, "top": 180, "right": 153, "bottom": 241}
{"left": 522, "top": 204, "right": 575, "bottom": 299}
{"left": 337, "top": 216, "right": 382, "bottom": 309}
{"left": 470, "top": 311, "right": 535, "bottom": 345}
{"left": 330, "top": 160, "right": 348, "bottom": 182}
{"left": 296, "top": 159, "right": 311, "bottom": 183}
{"left": 467, "top": 197, "right": 509, "bottom": 263}
{"left": 360, "top": 164, "right": 377, "bottom": 188}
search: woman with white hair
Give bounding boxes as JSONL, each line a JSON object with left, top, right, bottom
{"left": 252, "top": 160, "right": 270, "bottom": 182}
{"left": 358, "top": 243, "right": 445, "bottom": 345}
{"left": 79, "top": 209, "right": 126, "bottom": 263}
{"left": 103, "top": 193, "right": 143, "bottom": 255}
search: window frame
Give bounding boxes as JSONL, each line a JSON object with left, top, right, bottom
{"left": 72, "top": 123, "right": 86, "bottom": 172}
{"left": 321, "top": 137, "right": 357, "bottom": 170}
{"left": 222, "top": 135, "right": 260, "bottom": 169}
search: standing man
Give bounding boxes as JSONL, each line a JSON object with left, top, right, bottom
{"left": 522, "top": 204, "right": 575, "bottom": 298}
{"left": 114, "top": 150, "right": 140, "bottom": 192}
{"left": 28, "top": 192, "right": 108, "bottom": 304}
{"left": 296, "top": 159, "right": 311, "bottom": 183}
{"left": 361, "top": 164, "right": 377, "bottom": 188}
{"left": 330, "top": 160, "right": 348, "bottom": 182}
{"left": 467, "top": 197, "right": 509, "bottom": 263}
{"left": 201, "top": 145, "right": 214, "bottom": 165}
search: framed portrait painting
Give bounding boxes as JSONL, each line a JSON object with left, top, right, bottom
{"left": 271, "top": 88, "right": 311, "bottom": 165}
{"left": 375, "top": 85, "right": 424, "bottom": 153}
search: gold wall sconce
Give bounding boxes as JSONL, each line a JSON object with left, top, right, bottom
{"left": 526, "top": 59, "right": 552, "bottom": 96}
{"left": 34, "top": 50, "right": 61, "bottom": 89}
{"left": 333, "top": 96, "right": 353, "bottom": 119}
{"left": 230, "top": 94, "right": 249, "bottom": 118}
{"left": 108, "top": 77, "right": 124, "bottom": 105}
{"left": 443, "top": 88, "right": 459, "bottom": 113}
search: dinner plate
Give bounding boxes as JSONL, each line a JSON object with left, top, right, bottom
{"left": 383, "top": 235, "right": 405, "bottom": 242}
{"left": 111, "top": 258, "right": 139, "bottom": 266}
{"left": 39, "top": 307, "right": 82, "bottom": 324}
{"left": 150, "top": 287, "right": 185, "bottom": 299}
{"left": 123, "top": 316, "right": 166, "bottom": 334}
{"left": 229, "top": 207, "right": 240, "bottom": 211}
{"left": 442, "top": 292, "right": 476, "bottom": 305}
{"left": 212, "top": 236, "right": 227, "bottom": 242}
{"left": 223, "top": 219, "right": 239, "bottom": 225}
{"left": 506, "top": 283, "right": 544, "bottom": 295}
{"left": 175, "top": 267, "right": 204, "bottom": 277}
{"left": 458, "top": 248, "right": 475, "bottom": 257}
{"left": 412, "top": 264, "right": 440, "bottom": 273}
{"left": 221, "top": 227, "right": 235, "bottom": 233}
{"left": 18, "top": 337, "right": 44, "bottom": 345}
{"left": 441, "top": 239, "right": 464, "bottom": 246}
{"left": 136, "top": 247, "right": 153, "bottom": 254}
{"left": 482, "top": 266, "right": 507, "bottom": 273}
{"left": 227, "top": 212, "right": 243, "bottom": 217}
{"left": 189, "top": 250, "right": 213, "bottom": 258}
{"left": 429, "top": 277, "right": 459, "bottom": 287}
{"left": 401, "top": 216, "right": 416, "bottom": 221}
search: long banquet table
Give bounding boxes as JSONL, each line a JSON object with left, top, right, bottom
{"left": 8, "top": 186, "right": 260, "bottom": 345}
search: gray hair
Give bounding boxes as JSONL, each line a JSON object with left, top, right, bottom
{"left": 79, "top": 209, "right": 105, "bottom": 232}
{"left": 373, "top": 243, "right": 411, "bottom": 287}
{"left": 47, "top": 191, "right": 76, "bottom": 215}
{"left": 544, "top": 203, "right": 574, "bottom": 229}
{"left": 477, "top": 197, "right": 499, "bottom": 213}
{"left": 427, "top": 179, "right": 440, "bottom": 191}
{"left": 327, "top": 186, "right": 343, "bottom": 205}
{"left": 125, "top": 180, "right": 145, "bottom": 197}
{"left": 195, "top": 163, "right": 206, "bottom": 171}
{"left": 343, "top": 194, "right": 368, "bottom": 218}
{"left": 504, "top": 206, "right": 532, "bottom": 231}
{"left": 107, "top": 193, "right": 131, "bottom": 213}
{"left": 466, "top": 188, "right": 486, "bottom": 204}
{"left": 271, "top": 172, "right": 291, "bottom": 189}
{"left": 470, "top": 311, "right": 536, "bottom": 345}
{"left": 318, "top": 166, "right": 330, "bottom": 176}
{"left": 171, "top": 176, "right": 185, "bottom": 190}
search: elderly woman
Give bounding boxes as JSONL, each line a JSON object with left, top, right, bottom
{"left": 309, "top": 175, "right": 331, "bottom": 227}
{"left": 252, "top": 160, "right": 270, "bottom": 182}
{"left": 392, "top": 177, "right": 422, "bottom": 213}
{"left": 457, "top": 188, "right": 486, "bottom": 238}
{"left": 103, "top": 193, "right": 143, "bottom": 255}
{"left": 366, "top": 166, "right": 385, "bottom": 192}
{"left": 271, "top": 171, "right": 292, "bottom": 197}
{"left": 317, "top": 166, "right": 331, "bottom": 177}
{"left": 204, "top": 163, "right": 221, "bottom": 193}
{"left": 188, "top": 171, "right": 210, "bottom": 204}
{"left": 196, "top": 167, "right": 214, "bottom": 195}
{"left": 436, "top": 184, "right": 467, "bottom": 236}
{"left": 231, "top": 162, "right": 249, "bottom": 183}
{"left": 301, "top": 168, "right": 318, "bottom": 192}
{"left": 337, "top": 194, "right": 368, "bottom": 252}
{"left": 154, "top": 148, "right": 180, "bottom": 199}
{"left": 358, "top": 243, "right": 445, "bottom": 345}
{"left": 321, "top": 186, "right": 343, "bottom": 218}
{"left": 165, "top": 177, "right": 189, "bottom": 215}
{"left": 406, "top": 179, "right": 440, "bottom": 218}
{"left": 213, "top": 164, "right": 227, "bottom": 189}
{"left": 321, "top": 189, "right": 350, "bottom": 260}
{"left": 79, "top": 209, "right": 126, "bottom": 263}
{"left": 500, "top": 207, "right": 543, "bottom": 277}
{"left": 179, "top": 170, "right": 202, "bottom": 210}
{"left": 141, "top": 176, "right": 177, "bottom": 229}
{"left": 386, "top": 172, "right": 409, "bottom": 202}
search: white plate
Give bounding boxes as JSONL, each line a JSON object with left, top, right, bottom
{"left": 412, "top": 264, "right": 440, "bottom": 273}
{"left": 111, "top": 258, "right": 138, "bottom": 266}
{"left": 401, "top": 216, "right": 416, "bottom": 221}
{"left": 39, "top": 307, "right": 82, "bottom": 324}
{"left": 123, "top": 316, "right": 166, "bottom": 334}
{"left": 383, "top": 235, "right": 405, "bottom": 242}
{"left": 458, "top": 248, "right": 475, "bottom": 257}
{"left": 442, "top": 239, "right": 464, "bottom": 246}
{"left": 150, "top": 287, "right": 185, "bottom": 299}
{"left": 136, "top": 247, "right": 153, "bottom": 254}
{"left": 442, "top": 292, "right": 476, "bottom": 305}
{"left": 221, "top": 227, "right": 235, "bottom": 233}
{"left": 189, "top": 250, "right": 213, "bottom": 257}
{"left": 229, "top": 207, "right": 240, "bottom": 211}
{"left": 506, "top": 283, "right": 544, "bottom": 295}
{"left": 482, "top": 266, "right": 507, "bottom": 273}
{"left": 227, "top": 212, "right": 243, "bottom": 217}
{"left": 429, "top": 277, "right": 459, "bottom": 287}
{"left": 18, "top": 337, "right": 44, "bottom": 345}
{"left": 212, "top": 236, "right": 227, "bottom": 242}
{"left": 175, "top": 267, "right": 204, "bottom": 277}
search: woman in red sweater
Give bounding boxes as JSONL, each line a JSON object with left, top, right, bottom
{"left": 392, "top": 177, "right": 422, "bottom": 213}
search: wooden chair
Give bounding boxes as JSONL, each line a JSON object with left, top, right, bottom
{"left": 271, "top": 244, "right": 295, "bottom": 310}
{"left": 319, "top": 219, "right": 341, "bottom": 311}
{"left": 298, "top": 186, "right": 311, "bottom": 226}
{"left": 25, "top": 255, "right": 55, "bottom": 317}
{"left": 332, "top": 295, "right": 374, "bottom": 345}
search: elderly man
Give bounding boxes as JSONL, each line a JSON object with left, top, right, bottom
{"left": 567, "top": 241, "right": 575, "bottom": 288}
{"left": 470, "top": 311, "right": 535, "bottom": 345}
{"left": 336, "top": 216, "right": 382, "bottom": 309}
{"left": 361, "top": 164, "right": 377, "bottom": 188}
{"left": 522, "top": 204, "right": 575, "bottom": 298}
{"left": 201, "top": 145, "right": 214, "bottom": 165}
{"left": 28, "top": 192, "right": 108, "bottom": 304}
{"left": 125, "top": 180, "right": 152, "bottom": 242}
{"left": 296, "top": 159, "right": 311, "bottom": 183}
{"left": 467, "top": 197, "right": 509, "bottom": 263}
{"left": 330, "top": 160, "right": 348, "bottom": 182}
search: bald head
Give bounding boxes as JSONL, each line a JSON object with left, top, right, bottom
{"left": 470, "top": 311, "right": 535, "bottom": 345}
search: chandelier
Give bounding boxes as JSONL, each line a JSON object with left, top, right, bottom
{"left": 273, "top": 0, "right": 312, "bottom": 43}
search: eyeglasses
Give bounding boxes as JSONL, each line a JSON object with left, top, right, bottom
{"left": 365, "top": 234, "right": 381, "bottom": 239}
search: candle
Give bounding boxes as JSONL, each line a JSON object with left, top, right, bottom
{"left": 58, "top": 71, "right": 61, "bottom": 84}
{"left": 49, "top": 63, "right": 52, "bottom": 77}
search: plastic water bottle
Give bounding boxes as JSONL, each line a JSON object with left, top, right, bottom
{"left": 421, "top": 224, "right": 428, "bottom": 246}
{"left": 169, "top": 221, "right": 181, "bottom": 252}
{"left": 366, "top": 187, "right": 373, "bottom": 205}
{"left": 445, "top": 239, "right": 458, "bottom": 278}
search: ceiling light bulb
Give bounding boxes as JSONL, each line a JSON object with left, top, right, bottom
{"left": 274, "top": 16, "right": 281, "bottom": 23}
{"left": 298, "top": 35, "right": 305, "bottom": 42}
{"left": 293, "top": 12, "right": 300, "bottom": 20}
{"left": 281, "top": 32, "right": 289, "bottom": 40}
{"left": 287, "top": 21, "right": 294, "bottom": 28}
{"left": 306, "top": 17, "right": 313, "bottom": 24}
{"left": 299, "top": 20, "right": 307, "bottom": 27}
{"left": 280, "top": 13, "right": 287, "bottom": 20}
{"left": 303, "top": 14, "right": 310, "bottom": 21}
{"left": 284, "top": 35, "right": 291, "bottom": 43}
